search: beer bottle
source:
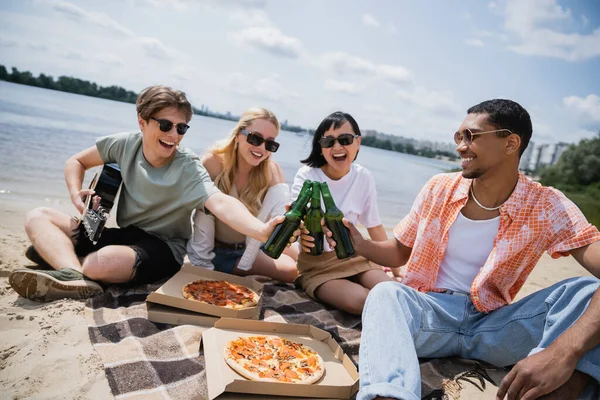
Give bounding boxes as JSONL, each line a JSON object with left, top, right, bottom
{"left": 305, "top": 181, "right": 324, "bottom": 256}
{"left": 262, "top": 180, "right": 312, "bottom": 259}
{"left": 321, "top": 182, "right": 356, "bottom": 259}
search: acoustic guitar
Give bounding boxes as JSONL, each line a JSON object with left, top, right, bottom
{"left": 81, "top": 163, "right": 122, "bottom": 244}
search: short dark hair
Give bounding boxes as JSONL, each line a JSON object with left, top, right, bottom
{"left": 301, "top": 111, "right": 362, "bottom": 167}
{"left": 467, "top": 99, "right": 532, "bottom": 157}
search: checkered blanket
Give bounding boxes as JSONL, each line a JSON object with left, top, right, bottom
{"left": 86, "top": 281, "right": 499, "bottom": 400}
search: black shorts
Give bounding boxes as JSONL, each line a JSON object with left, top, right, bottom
{"left": 73, "top": 224, "right": 181, "bottom": 284}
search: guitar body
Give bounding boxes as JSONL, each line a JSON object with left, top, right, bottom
{"left": 82, "top": 163, "right": 122, "bottom": 244}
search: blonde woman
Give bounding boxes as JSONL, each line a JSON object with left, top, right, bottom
{"left": 187, "top": 108, "right": 299, "bottom": 282}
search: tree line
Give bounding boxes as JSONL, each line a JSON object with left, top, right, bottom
{"left": 539, "top": 133, "right": 600, "bottom": 227}
{"left": 361, "top": 135, "right": 459, "bottom": 161}
{"left": 0, "top": 64, "right": 139, "bottom": 104}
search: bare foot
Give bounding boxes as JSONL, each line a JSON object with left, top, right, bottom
{"left": 539, "top": 370, "right": 591, "bottom": 400}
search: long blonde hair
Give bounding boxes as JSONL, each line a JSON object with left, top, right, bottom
{"left": 212, "top": 108, "right": 280, "bottom": 216}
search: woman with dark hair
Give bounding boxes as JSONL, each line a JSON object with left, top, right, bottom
{"left": 292, "top": 111, "right": 402, "bottom": 315}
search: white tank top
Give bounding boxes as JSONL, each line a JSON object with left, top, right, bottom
{"left": 435, "top": 211, "right": 499, "bottom": 293}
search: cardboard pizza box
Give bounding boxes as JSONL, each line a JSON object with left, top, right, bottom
{"left": 146, "top": 263, "right": 263, "bottom": 320}
{"left": 146, "top": 302, "right": 220, "bottom": 328}
{"left": 202, "top": 318, "right": 359, "bottom": 399}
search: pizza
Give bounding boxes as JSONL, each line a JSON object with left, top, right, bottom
{"left": 182, "top": 279, "right": 259, "bottom": 309}
{"left": 224, "top": 335, "right": 325, "bottom": 384}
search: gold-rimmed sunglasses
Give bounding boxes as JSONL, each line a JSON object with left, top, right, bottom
{"left": 454, "top": 128, "right": 514, "bottom": 145}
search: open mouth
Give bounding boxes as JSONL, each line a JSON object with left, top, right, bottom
{"left": 250, "top": 150, "right": 264, "bottom": 160}
{"left": 159, "top": 139, "right": 175, "bottom": 149}
{"left": 332, "top": 153, "right": 347, "bottom": 162}
{"left": 461, "top": 156, "right": 474, "bottom": 168}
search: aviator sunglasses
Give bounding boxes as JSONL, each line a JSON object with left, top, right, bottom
{"left": 240, "top": 129, "right": 280, "bottom": 153}
{"left": 454, "top": 128, "right": 513, "bottom": 146}
{"left": 319, "top": 133, "right": 360, "bottom": 148}
{"left": 151, "top": 117, "right": 190, "bottom": 135}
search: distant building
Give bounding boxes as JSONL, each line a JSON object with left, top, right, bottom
{"left": 551, "top": 142, "right": 570, "bottom": 165}
{"left": 520, "top": 141, "right": 535, "bottom": 172}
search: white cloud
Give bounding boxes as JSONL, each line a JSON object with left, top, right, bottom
{"left": 94, "top": 53, "right": 123, "bottom": 66}
{"left": 320, "top": 51, "right": 412, "bottom": 84}
{"left": 362, "top": 14, "right": 380, "bottom": 28}
{"left": 563, "top": 94, "right": 600, "bottom": 125}
{"left": 325, "top": 79, "right": 361, "bottom": 95}
{"left": 231, "top": 26, "right": 304, "bottom": 59}
{"left": 502, "top": 0, "right": 600, "bottom": 61}
{"left": 134, "top": 37, "right": 172, "bottom": 60}
{"left": 0, "top": 37, "right": 17, "bottom": 47}
{"left": 395, "top": 87, "right": 458, "bottom": 114}
{"left": 465, "top": 38, "right": 485, "bottom": 47}
{"left": 52, "top": 1, "right": 134, "bottom": 37}
{"left": 230, "top": 8, "right": 272, "bottom": 27}
{"left": 225, "top": 72, "right": 300, "bottom": 103}
{"left": 62, "top": 50, "right": 84, "bottom": 60}
{"left": 170, "top": 64, "right": 197, "bottom": 82}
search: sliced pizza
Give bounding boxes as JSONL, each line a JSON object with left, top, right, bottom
{"left": 224, "top": 335, "right": 325, "bottom": 384}
{"left": 182, "top": 279, "right": 259, "bottom": 309}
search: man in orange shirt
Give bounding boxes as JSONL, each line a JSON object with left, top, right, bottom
{"left": 331, "top": 100, "right": 600, "bottom": 400}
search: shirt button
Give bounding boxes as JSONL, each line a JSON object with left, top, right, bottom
{"left": 503, "top": 215, "right": 509, "bottom": 220}
{"left": 500, "top": 206, "right": 506, "bottom": 212}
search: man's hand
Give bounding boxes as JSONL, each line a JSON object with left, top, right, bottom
{"left": 71, "top": 188, "right": 95, "bottom": 214}
{"left": 496, "top": 346, "right": 577, "bottom": 400}
{"left": 324, "top": 218, "right": 366, "bottom": 251}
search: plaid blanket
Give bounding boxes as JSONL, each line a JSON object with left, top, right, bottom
{"left": 86, "top": 281, "right": 500, "bottom": 400}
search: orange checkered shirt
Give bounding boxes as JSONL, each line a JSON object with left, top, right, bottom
{"left": 394, "top": 172, "right": 600, "bottom": 313}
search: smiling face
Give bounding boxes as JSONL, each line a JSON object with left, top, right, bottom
{"left": 138, "top": 106, "right": 188, "bottom": 168}
{"left": 236, "top": 118, "right": 278, "bottom": 168}
{"left": 456, "top": 112, "right": 515, "bottom": 179}
{"left": 320, "top": 121, "right": 361, "bottom": 180}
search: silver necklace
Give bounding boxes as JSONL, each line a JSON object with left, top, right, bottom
{"left": 470, "top": 184, "right": 503, "bottom": 211}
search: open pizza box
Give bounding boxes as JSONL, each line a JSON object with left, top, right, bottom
{"left": 202, "top": 318, "right": 359, "bottom": 399}
{"left": 146, "top": 263, "right": 263, "bottom": 326}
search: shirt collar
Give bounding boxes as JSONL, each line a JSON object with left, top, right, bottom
{"left": 450, "top": 171, "right": 531, "bottom": 217}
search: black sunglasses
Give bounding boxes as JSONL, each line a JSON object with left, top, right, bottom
{"left": 319, "top": 133, "right": 360, "bottom": 148}
{"left": 240, "top": 129, "right": 280, "bottom": 153}
{"left": 151, "top": 117, "right": 190, "bottom": 135}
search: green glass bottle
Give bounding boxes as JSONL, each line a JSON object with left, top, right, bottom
{"left": 321, "top": 182, "right": 356, "bottom": 259}
{"left": 305, "top": 181, "right": 324, "bottom": 256}
{"left": 262, "top": 180, "right": 313, "bottom": 259}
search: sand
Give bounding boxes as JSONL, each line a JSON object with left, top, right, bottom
{"left": 0, "top": 200, "right": 593, "bottom": 399}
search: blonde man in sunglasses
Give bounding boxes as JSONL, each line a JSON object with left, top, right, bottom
{"left": 187, "top": 107, "right": 299, "bottom": 282}
{"left": 9, "top": 86, "right": 283, "bottom": 302}
{"left": 331, "top": 99, "right": 600, "bottom": 400}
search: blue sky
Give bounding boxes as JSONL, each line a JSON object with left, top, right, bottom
{"left": 0, "top": 0, "right": 599, "bottom": 145}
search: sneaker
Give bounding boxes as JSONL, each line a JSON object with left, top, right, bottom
{"left": 24, "top": 245, "right": 53, "bottom": 270}
{"left": 9, "top": 268, "right": 103, "bottom": 302}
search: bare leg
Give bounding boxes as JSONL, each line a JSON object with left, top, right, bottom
{"left": 356, "top": 268, "right": 394, "bottom": 289}
{"left": 81, "top": 245, "right": 137, "bottom": 283}
{"left": 24, "top": 207, "right": 82, "bottom": 272}
{"left": 314, "top": 279, "right": 370, "bottom": 315}
{"left": 233, "top": 243, "right": 300, "bottom": 283}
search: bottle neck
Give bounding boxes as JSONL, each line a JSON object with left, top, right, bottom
{"left": 321, "top": 186, "right": 337, "bottom": 211}
{"left": 292, "top": 187, "right": 312, "bottom": 213}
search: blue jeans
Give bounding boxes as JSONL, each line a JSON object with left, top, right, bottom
{"left": 213, "top": 247, "right": 245, "bottom": 274}
{"left": 358, "top": 278, "right": 600, "bottom": 400}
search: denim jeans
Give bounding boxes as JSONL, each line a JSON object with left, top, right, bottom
{"left": 358, "top": 277, "right": 600, "bottom": 400}
{"left": 212, "top": 247, "right": 245, "bottom": 274}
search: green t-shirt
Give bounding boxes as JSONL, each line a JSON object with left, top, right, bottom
{"left": 96, "top": 131, "right": 219, "bottom": 264}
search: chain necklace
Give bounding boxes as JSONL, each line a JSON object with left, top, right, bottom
{"left": 470, "top": 184, "right": 504, "bottom": 211}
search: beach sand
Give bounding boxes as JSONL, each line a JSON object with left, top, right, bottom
{"left": 0, "top": 201, "right": 593, "bottom": 399}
